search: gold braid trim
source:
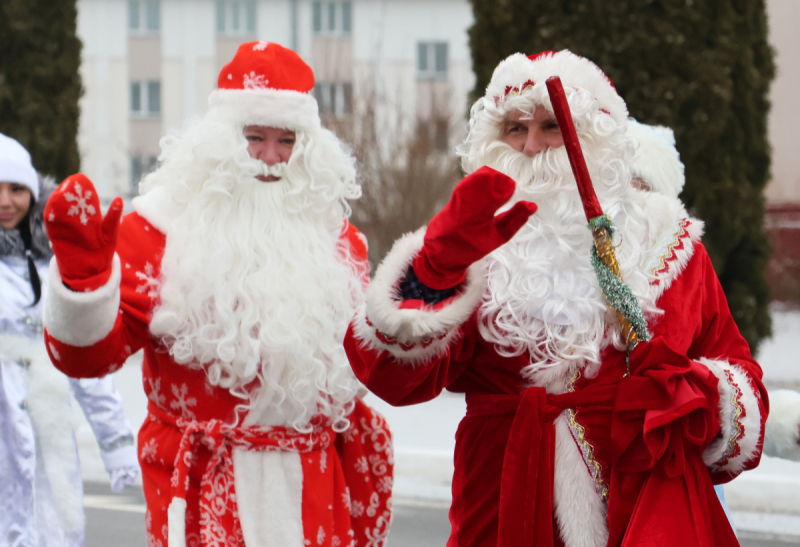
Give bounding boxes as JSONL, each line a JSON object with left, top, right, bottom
{"left": 566, "top": 370, "right": 609, "bottom": 502}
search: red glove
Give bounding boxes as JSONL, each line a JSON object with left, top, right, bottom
{"left": 45, "top": 174, "right": 124, "bottom": 292}
{"left": 413, "top": 166, "right": 538, "bottom": 289}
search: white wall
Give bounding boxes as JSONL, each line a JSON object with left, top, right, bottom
{"left": 161, "top": 1, "right": 216, "bottom": 134}
{"left": 256, "top": 0, "right": 293, "bottom": 47}
{"left": 351, "top": 0, "right": 474, "bottom": 142}
{"left": 765, "top": 0, "right": 800, "bottom": 204}
{"left": 77, "top": 0, "right": 129, "bottom": 199}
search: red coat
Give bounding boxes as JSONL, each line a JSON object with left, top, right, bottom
{"left": 345, "top": 209, "right": 766, "bottom": 547}
{"left": 43, "top": 190, "right": 392, "bottom": 547}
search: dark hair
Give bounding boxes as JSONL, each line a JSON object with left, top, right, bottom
{"left": 17, "top": 193, "right": 42, "bottom": 306}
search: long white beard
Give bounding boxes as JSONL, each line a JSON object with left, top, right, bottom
{"left": 476, "top": 139, "right": 656, "bottom": 388}
{"left": 149, "top": 175, "right": 363, "bottom": 429}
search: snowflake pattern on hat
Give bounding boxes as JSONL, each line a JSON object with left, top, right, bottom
{"left": 243, "top": 70, "right": 269, "bottom": 90}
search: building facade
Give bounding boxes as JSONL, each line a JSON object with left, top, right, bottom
{"left": 76, "top": 0, "right": 475, "bottom": 200}
{"left": 75, "top": 0, "right": 799, "bottom": 205}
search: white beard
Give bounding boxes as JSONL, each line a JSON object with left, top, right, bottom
{"left": 149, "top": 163, "right": 363, "bottom": 429}
{"left": 476, "top": 138, "right": 657, "bottom": 389}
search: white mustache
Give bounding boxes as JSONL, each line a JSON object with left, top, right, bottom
{"left": 258, "top": 161, "right": 287, "bottom": 179}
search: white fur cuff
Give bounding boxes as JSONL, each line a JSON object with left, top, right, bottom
{"left": 353, "top": 228, "right": 486, "bottom": 365}
{"left": 699, "top": 358, "right": 763, "bottom": 474}
{"left": 43, "top": 254, "right": 121, "bottom": 347}
{"left": 764, "top": 389, "right": 800, "bottom": 462}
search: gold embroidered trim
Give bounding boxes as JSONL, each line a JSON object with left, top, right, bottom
{"left": 565, "top": 370, "right": 609, "bottom": 502}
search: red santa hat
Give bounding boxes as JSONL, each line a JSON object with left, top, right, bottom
{"left": 207, "top": 41, "right": 320, "bottom": 131}
{"left": 484, "top": 50, "right": 628, "bottom": 126}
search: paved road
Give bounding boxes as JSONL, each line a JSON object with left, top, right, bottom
{"left": 84, "top": 483, "right": 798, "bottom": 547}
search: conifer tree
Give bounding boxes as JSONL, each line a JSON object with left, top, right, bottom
{"left": 0, "top": 0, "right": 82, "bottom": 181}
{"left": 468, "top": 0, "right": 775, "bottom": 353}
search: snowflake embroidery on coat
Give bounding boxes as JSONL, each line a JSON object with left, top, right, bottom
{"left": 350, "top": 500, "right": 365, "bottom": 518}
{"left": 136, "top": 262, "right": 160, "bottom": 298}
{"left": 354, "top": 456, "right": 369, "bottom": 474}
{"left": 341, "top": 488, "right": 352, "bottom": 511}
{"left": 63, "top": 182, "right": 97, "bottom": 226}
{"left": 138, "top": 438, "right": 157, "bottom": 463}
{"left": 253, "top": 41, "right": 270, "bottom": 51}
{"left": 376, "top": 476, "right": 393, "bottom": 494}
{"left": 146, "top": 377, "right": 167, "bottom": 409}
{"left": 243, "top": 70, "right": 269, "bottom": 89}
{"left": 170, "top": 383, "right": 198, "bottom": 419}
{"left": 317, "top": 526, "right": 326, "bottom": 545}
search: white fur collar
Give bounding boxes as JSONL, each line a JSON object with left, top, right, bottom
{"left": 131, "top": 186, "right": 185, "bottom": 235}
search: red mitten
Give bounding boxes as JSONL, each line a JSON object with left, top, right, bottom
{"left": 413, "top": 166, "right": 538, "bottom": 289}
{"left": 45, "top": 174, "right": 123, "bottom": 292}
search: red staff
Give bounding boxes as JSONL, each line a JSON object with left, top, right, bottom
{"left": 545, "top": 76, "right": 650, "bottom": 349}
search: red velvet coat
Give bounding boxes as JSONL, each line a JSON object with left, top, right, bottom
{"left": 42, "top": 189, "right": 392, "bottom": 547}
{"left": 345, "top": 206, "right": 766, "bottom": 547}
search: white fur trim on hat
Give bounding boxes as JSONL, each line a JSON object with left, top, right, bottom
{"left": 207, "top": 88, "right": 320, "bottom": 132}
{"left": 0, "top": 132, "right": 39, "bottom": 200}
{"left": 485, "top": 50, "right": 628, "bottom": 125}
{"left": 627, "top": 119, "right": 685, "bottom": 198}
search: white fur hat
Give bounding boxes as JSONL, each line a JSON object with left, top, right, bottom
{"left": 626, "top": 119, "right": 685, "bottom": 198}
{"left": 0, "top": 133, "right": 38, "bottom": 200}
{"left": 485, "top": 50, "right": 628, "bottom": 125}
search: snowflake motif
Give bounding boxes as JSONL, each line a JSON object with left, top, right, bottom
{"left": 63, "top": 182, "right": 97, "bottom": 226}
{"left": 341, "top": 488, "right": 352, "bottom": 511}
{"left": 332, "top": 536, "right": 341, "bottom": 547}
{"left": 317, "top": 526, "right": 326, "bottom": 545}
{"left": 376, "top": 475, "right": 393, "bottom": 494}
{"left": 48, "top": 343, "right": 61, "bottom": 361}
{"left": 350, "top": 500, "right": 364, "bottom": 518}
{"left": 146, "top": 377, "right": 167, "bottom": 409}
{"left": 48, "top": 212, "right": 54, "bottom": 222}
{"left": 253, "top": 41, "right": 270, "bottom": 51}
{"left": 170, "top": 383, "right": 198, "bottom": 419}
{"left": 135, "top": 262, "right": 159, "bottom": 298}
{"left": 141, "top": 438, "right": 158, "bottom": 463}
{"left": 146, "top": 509, "right": 152, "bottom": 531}
{"left": 243, "top": 70, "right": 269, "bottom": 90}
{"left": 354, "top": 456, "right": 369, "bottom": 474}
{"left": 170, "top": 471, "right": 179, "bottom": 489}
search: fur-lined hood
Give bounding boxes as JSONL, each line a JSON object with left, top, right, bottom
{"left": 0, "top": 173, "right": 56, "bottom": 260}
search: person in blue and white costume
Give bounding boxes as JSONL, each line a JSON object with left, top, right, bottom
{"left": 0, "top": 132, "right": 140, "bottom": 547}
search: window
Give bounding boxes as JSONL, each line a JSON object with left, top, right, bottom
{"left": 129, "top": 0, "right": 160, "bottom": 33}
{"left": 312, "top": 1, "right": 352, "bottom": 36}
{"left": 417, "top": 42, "right": 448, "bottom": 81}
{"left": 130, "top": 80, "right": 161, "bottom": 117}
{"left": 314, "top": 82, "right": 353, "bottom": 117}
{"left": 130, "top": 155, "right": 158, "bottom": 195}
{"left": 216, "top": 0, "right": 257, "bottom": 36}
